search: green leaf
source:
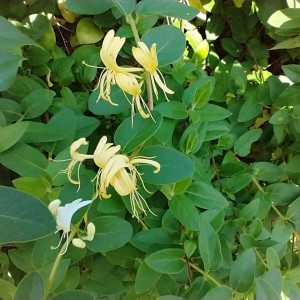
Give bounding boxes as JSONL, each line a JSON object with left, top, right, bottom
{"left": 0, "top": 122, "right": 27, "bottom": 153}
{"left": 52, "top": 290, "right": 95, "bottom": 300}
{"left": 282, "top": 64, "right": 300, "bottom": 83}
{"left": 234, "top": 129, "right": 262, "bottom": 157}
{"left": 0, "top": 279, "right": 16, "bottom": 300}
{"left": 229, "top": 60, "right": 247, "bottom": 94}
{"left": 14, "top": 272, "right": 44, "bottom": 300}
{"left": 21, "top": 89, "right": 55, "bottom": 119}
{"left": 155, "top": 274, "right": 179, "bottom": 296}
{"left": 202, "top": 286, "right": 232, "bottom": 300}
{"left": 275, "top": 83, "right": 300, "bottom": 106}
{"left": 141, "top": 25, "right": 185, "bottom": 66}
{"left": 287, "top": 197, "right": 300, "bottom": 231}
{"left": 66, "top": 0, "right": 113, "bottom": 14}
{"left": 0, "top": 98, "right": 21, "bottom": 122}
{"left": 76, "top": 18, "right": 104, "bottom": 45}
{"left": 169, "top": 194, "right": 200, "bottom": 231}
{"left": 186, "top": 182, "right": 228, "bottom": 209}
{"left": 0, "top": 186, "right": 55, "bottom": 243}
{"left": 204, "top": 120, "right": 231, "bottom": 141}
{"left": 155, "top": 102, "right": 188, "bottom": 120}
{"left": 145, "top": 248, "right": 185, "bottom": 274}
{"left": 0, "top": 142, "right": 48, "bottom": 177}
{"left": 193, "top": 103, "right": 232, "bottom": 121}
{"left": 131, "top": 227, "right": 180, "bottom": 253}
{"left": 136, "top": 0, "right": 198, "bottom": 21}
{"left": 87, "top": 216, "right": 133, "bottom": 253}
{"left": 0, "top": 52, "right": 24, "bottom": 91}
{"left": 135, "top": 261, "right": 162, "bottom": 294}
{"left": 229, "top": 248, "right": 256, "bottom": 293}
{"left": 139, "top": 145, "right": 195, "bottom": 185}
{"left": 111, "top": 0, "right": 135, "bottom": 15}
{"left": 251, "top": 162, "right": 283, "bottom": 182}
{"left": 270, "top": 36, "right": 300, "bottom": 50}
{"left": 13, "top": 177, "right": 50, "bottom": 198}
{"left": 84, "top": 276, "right": 124, "bottom": 295}
{"left": 266, "top": 183, "right": 300, "bottom": 205}
{"left": 268, "top": 8, "right": 300, "bottom": 29}
{"left": 20, "top": 122, "right": 67, "bottom": 143}
{"left": 198, "top": 219, "right": 222, "bottom": 271}
{"left": 255, "top": 269, "right": 281, "bottom": 300}
{"left": 114, "top": 111, "right": 162, "bottom": 153}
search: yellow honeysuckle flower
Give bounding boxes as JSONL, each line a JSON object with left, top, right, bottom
{"left": 114, "top": 72, "right": 150, "bottom": 119}
{"left": 64, "top": 138, "right": 93, "bottom": 185}
{"left": 132, "top": 42, "right": 174, "bottom": 100}
{"left": 97, "top": 29, "right": 142, "bottom": 105}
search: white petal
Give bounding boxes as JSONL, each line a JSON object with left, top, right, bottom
{"left": 72, "top": 238, "right": 86, "bottom": 249}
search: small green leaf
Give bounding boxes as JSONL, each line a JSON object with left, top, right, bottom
{"left": 76, "top": 18, "right": 104, "bottom": 45}
{"left": 186, "top": 182, "right": 228, "bottom": 209}
{"left": 234, "top": 129, "right": 262, "bottom": 157}
{"left": 251, "top": 162, "right": 283, "bottom": 182}
{"left": 255, "top": 269, "right": 282, "bottom": 300}
{"left": 141, "top": 25, "right": 185, "bottom": 66}
{"left": 66, "top": 0, "right": 112, "bottom": 14}
{"left": 268, "top": 8, "right": 300, "bottom": 29}
{"left": 229, "top": 248, "right": 256, "bottom": 293}
{"left": 202, "top": 286, "right": 232, "bottom": 300}
{"left": 114, "top": 111, "right": 162, "bottom": 153}
{"left": 13, "top": 177, "right": 50, "bottom": 198}
{"left": 139, "top": 145, "right": 195, "bottom": 185}
{"left": 135, "top": 261, "right": 162, "bottom": 294}
{"left": 14, "top": 272, "right": 44, "bottom": 300}
{"left": 229, "top": 60, "right": 247, "bottom": 94}
{"left": 0, "top": 122, "right": 27, "bottom": 153}
{"left": 155, "top": 102, "right": 188, "bottom": 120}
{"left": 52, "top": 290, "right": 95, "bottom": 300}
{"left": 287, "top": 197, "right": 300, "bottom": 231}
{"left": 0, "top": 186, "right": 55, "bottom": 243}
{"left": 198, "top": 219, "right": 222, "bottom": 271}
{"left": 0, "top": 98, "right": 21, "bottom": 122}
{"left": 145, "top": 248, "right": 185, "bottom": 274}
{"left": 169, "top": 194, "right": 200, "bottom": 231}
{"left": 87, "top": 216, "right": 133, "bottom": 253}
{"left": 111, "top": 0, "right": 135, "bottom": 15}
{"left": 21, "top": 89, "right": 55, "bottom": 119}
{"left": 0, "top": 279, "right": 16, "bottom": 300}
{"left": 282, "top": 64, "right": 300, "bottom": 83}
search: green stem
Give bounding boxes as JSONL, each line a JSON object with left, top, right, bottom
{"left": 186, "top": 260, "right": 222, "bottom": 287}
{"left": 126, "top": 14, "right": 154, "bottom": 110}
{"left": 254, "top": 247, "right": 268, "bottom": 269}
{"left": 44, "top": 230, "right": 77, "bottom": 299}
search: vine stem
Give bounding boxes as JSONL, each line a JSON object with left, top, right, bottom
{"left": 185, "top": 260, "right": 222, "bottom": 287}
{"left": 44, "top": 229, "right": 77, "bottom": 299}
{"left": 126, "top": 14, "right": 154, "bottom": 111}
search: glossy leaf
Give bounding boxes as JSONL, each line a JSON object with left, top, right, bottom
{"left": 145, "top": 248, "right": 185, "bottom": 274}
{"left": 87, "top": 216, "right": 133, "bottom": 253}
{"left": 139, "top": 145, "right": 195, "bottom": 185}
{"left": 0, "top": 186, "right": 55, "bottom": 243}
{"left": 229, "top": 248, "right": 256, "bottom": 293}
{"left": 141, "top": 25, "right": 186, "bottom": 66}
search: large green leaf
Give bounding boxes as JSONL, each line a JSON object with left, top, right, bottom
{"left": 0, "top": 122, "right": 28, "bottom": 153}
{"left": 139, "top": 145, "right": 195, "bottom": 185}
{"left": 136, "top": 0, "right": 198, "bottom": 21}
{"left": 268, "top": 8, "right": 300, "bottom": 29}
{"left": 111, "top": 0, "right": 135, "bottom": 15}
{"left": 255, "top": 269, "right": 281, "bottom": 300}
{"left": 66, "top": 0, "right": 113, "bottom": 14}
{"left": 114, "top": 111, "right": 163, "bottom": 153}
{"left": 0, "top": 186, "right": 55, "bottom": 243}
{"left": 145, "top": 248, "right": 185, "bottom": 274}
{"left": 14, "top": 272, "right": 44, "bottom": 300}
{"left": 141, "top": 25, "right": 186, "bottom": 67}
{"left": 87, "top": 216, "right": 133, "bottom": 253}
{"left": 229, "top": 248, "right": 256, "bottom": 293}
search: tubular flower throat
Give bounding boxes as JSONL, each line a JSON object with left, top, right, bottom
{"left": 97, "top": 29, "right": 142, "bottom": 105}
{"left": 132, "top": 42, "right": 174, "bottom": 100}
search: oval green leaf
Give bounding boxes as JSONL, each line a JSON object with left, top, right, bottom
{"left": 139, "top": 145, "right": 195, "bottom": 185}
{"left": 0, "top": 186, "right": 56, "bottom": 243}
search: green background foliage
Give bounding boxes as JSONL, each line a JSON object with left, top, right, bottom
{"left": 1, "top": 0, "right": 300, "bottom": 299}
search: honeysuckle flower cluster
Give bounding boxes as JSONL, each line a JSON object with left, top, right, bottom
{"left": 64, "top": 136, "right": 160, "bottom": 220}
{"left": 95, "top": 29, "right": 174, "bottom": 119}
{"left": 48, "top": 198, "right": 94, "bottom": 254}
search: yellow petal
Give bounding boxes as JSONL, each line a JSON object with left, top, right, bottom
{"left": 111, "top": 169, "right": 135, "bottom": 196}
{"left": 130, "top": 157, "right": 160, "bottom": 173}
{"left": 115, "top": 72, "right": 142, "bottom": 96}
{"left": 70, "top": 138, "right": 93, "bottom": 161}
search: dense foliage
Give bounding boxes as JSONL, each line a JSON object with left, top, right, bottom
{"left": 1, "top": 0, "right": 300, "bottom": 299}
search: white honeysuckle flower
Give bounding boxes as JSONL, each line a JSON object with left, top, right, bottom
{"left": 48, "top": 198, "right": 92, "bottom": 254}
{"left": 132, "top": 42, "right": 174, "bottom": 101}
